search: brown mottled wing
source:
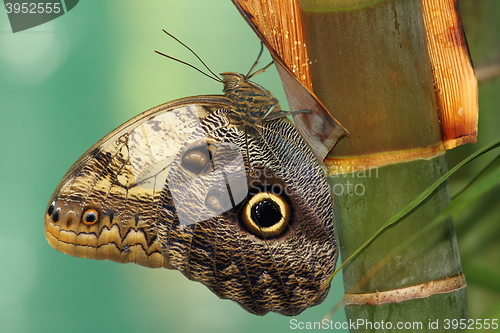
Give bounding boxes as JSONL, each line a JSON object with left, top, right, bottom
{"left": 232, "top": 0, "right": 346, "bottom": 161}
{"left": 44, "top": 96, "right": 230, "bottom": 269}
{"left": 155, "top": 108, "right": 337, "bottom": 315}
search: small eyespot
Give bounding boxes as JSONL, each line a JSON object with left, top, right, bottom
{"left": 241, "top": 192, "right": 291, "bottom": 238}
{"left": 205, "top": 188, "right": 232, "bottom": 212}
{"left": 82, "top": 209, "right": 99, "bottom": 225}
{"left": 47, "top": 201, "right": 56, "bottom": 216}
{"left": 181, "top": 145, "right": 211, "bottom": 174}
{"left": 205, "top": 192, "right": 223, "bottom": 211}
{"left": 66, "top": 215, "right": 74, "bottom": 226}
{"left": 52, "top": 208, "right": 61, "bottom": 223}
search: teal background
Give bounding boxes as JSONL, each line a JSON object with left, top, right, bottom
{"left": 0, "top": 2, "right": 347, "bottom": 333}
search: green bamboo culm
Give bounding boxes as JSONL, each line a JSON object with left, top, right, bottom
{"left": 298, "top": 0, "right": 470, "bottom": 331}
{"left": 327, "top": 140, "right": 500, "bottom": 283}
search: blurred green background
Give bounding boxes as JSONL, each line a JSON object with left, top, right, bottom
{"left": 0, "top": 1, "right": 498, "bottom": 333}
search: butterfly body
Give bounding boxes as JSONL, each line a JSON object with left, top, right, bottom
{"left": 45, "top": 73, "right": 337, "bottom": 315}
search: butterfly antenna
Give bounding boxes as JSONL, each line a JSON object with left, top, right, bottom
{"left": 245, "top": 43, "right": 265, "bottom": 79}
{"left": 159, "top": 29, "right": 221, "bottom": 81}
{"left": 247, "top": 60, "right": 274, "bottom": 79}
{"left": 155, "top": 50, "right": 221, "bottom": 82}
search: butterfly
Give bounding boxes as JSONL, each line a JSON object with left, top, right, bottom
{"left": 44, "top": 31, "right": 344, "bottom": 316}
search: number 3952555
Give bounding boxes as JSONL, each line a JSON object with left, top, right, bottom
{"left": 5, "top": 3, "right": 62, "bottom": 14}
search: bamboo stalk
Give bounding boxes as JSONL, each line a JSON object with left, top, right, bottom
{"left": 299, "top": 0, "right": 468, "bottom": 329}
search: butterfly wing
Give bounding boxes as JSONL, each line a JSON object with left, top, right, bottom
{"left": 45, "top": 96, "right": 337, "bottom": 315}
{"left": 44, "top": 97, "right": 229, "bottom": 269}
{"left": 155, "top": 109, "right": 337, "bottom": 315}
